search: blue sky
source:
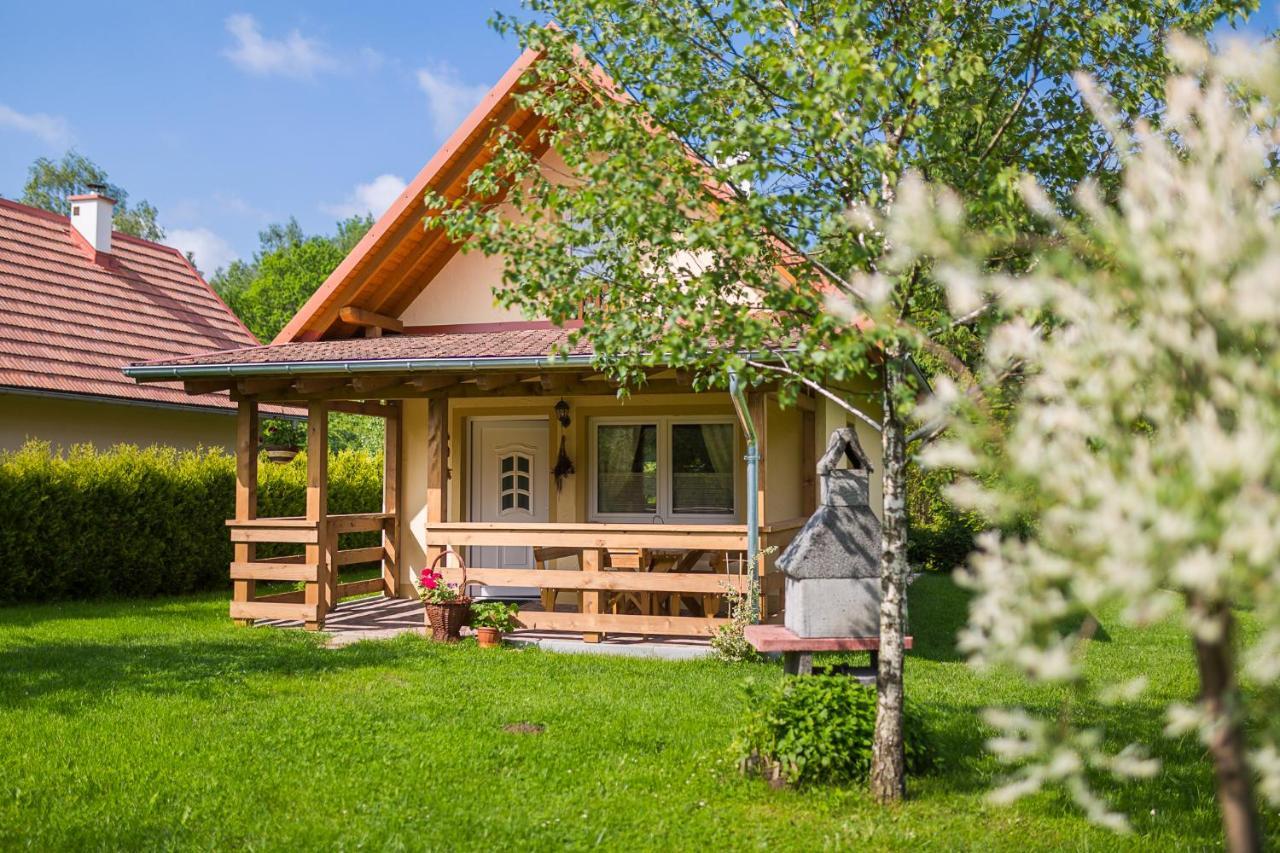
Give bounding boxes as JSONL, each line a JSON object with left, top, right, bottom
{"left": 0, "top": 2, "right": 529, "bottom": 273}
{"left": 0, "top": 3, "right": 1275, "bottom": 276}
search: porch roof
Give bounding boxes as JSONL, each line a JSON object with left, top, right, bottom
{"left": 124, "top": 327, "right": 594, "bottom": 381}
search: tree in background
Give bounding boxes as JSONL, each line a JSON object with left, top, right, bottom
{"left": 21, "top": 150, "right": 164, "bottom": 240}
{"left": 212, "top": 215, "right": 381, "bottom": 455}
{"left": 212, "top": 214, "right": 372, "bottom": 344}
{"left": 427, "top": 0, "right": 1252, "bottom": 802}
{"left": 905, "top": 36, "right": 1280, "bottom": 849}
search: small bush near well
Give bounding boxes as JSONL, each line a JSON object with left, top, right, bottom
{"left": 734, "top": 675, "right": 934, "bottom": 787}
{"left": 711, "top": 572, "right": 761, "bottom": 663}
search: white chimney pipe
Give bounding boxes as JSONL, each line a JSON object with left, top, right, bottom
{"left": 69, "top": 188, "right": 115, "bottom": 255}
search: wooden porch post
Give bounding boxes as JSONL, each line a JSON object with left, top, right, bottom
{"left": 800, "top": 394, "right": 817, "bottom": 516}
{"left": 582, "top": 547, "right": 603, "bottom": 643}
{"left": 425, "top": 397, "right": 449, "bottom": 574}
{"left": 382, "top": 401, "right": 402, "bottom": 598}
{"left": 304, "top": 401, "right": 329, "bottom": 630}
{"left": 232, "top": 400, "right": 258, "bottom": 626}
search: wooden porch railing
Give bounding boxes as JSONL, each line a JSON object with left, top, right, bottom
{"left": 426, "top": 521, "right": 798, "bottom": 639}
{"left": 227, "top": 512, "right": 395, "bottom": 627}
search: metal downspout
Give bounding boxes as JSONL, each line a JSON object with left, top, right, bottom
{"left": 728, "top": 372, "right": 760, "bottom": 621}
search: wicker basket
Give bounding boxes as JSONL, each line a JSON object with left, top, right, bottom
{"left": 423, "top": 549, "right": 473, "bottom": 642}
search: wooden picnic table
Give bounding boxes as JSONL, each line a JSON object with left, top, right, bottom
{"left": 533, "top": 545, "right": 738, "bottom": 620}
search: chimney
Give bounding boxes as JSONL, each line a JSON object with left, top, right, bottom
{"left": 69, "top": 184, "right": 115, "bottom": 254}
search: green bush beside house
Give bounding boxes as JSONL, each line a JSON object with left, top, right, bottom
{"left": 0, "top": 441, "right": 382, "bottom": 602}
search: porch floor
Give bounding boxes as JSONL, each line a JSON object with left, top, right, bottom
{"left": 253, "top": 595, "right": 713, "bottom": 659}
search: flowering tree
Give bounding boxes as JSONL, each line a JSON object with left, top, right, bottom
{"left": 888, "top": 36, "right": 1280, "bottom": 850}
{"left": 427, "top": 0, "right": 1251, "bottom": 802}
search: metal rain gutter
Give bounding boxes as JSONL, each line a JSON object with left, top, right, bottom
{"left": 122, "top": 353, "right": 598, "bottom": 382}
{"left": 728, "top": 371, "right": 760, "bottom": 621}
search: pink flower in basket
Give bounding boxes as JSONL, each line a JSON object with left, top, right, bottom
{"left": 418, "top": 567, "right": 462, "bottom": 604}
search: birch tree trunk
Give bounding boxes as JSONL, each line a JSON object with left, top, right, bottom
{"left": 1189, "top": 597, "right": 1262, "bottom": 853}
{"left": 871, "top": 355, "right": 910, "bottom": 803}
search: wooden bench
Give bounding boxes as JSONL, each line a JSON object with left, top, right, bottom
{"left": 744, "top": 624, "right": 913, "bottom": 678}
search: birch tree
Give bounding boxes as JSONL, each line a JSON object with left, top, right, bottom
{"left": 426, "top": 0, "right": 1252, "bottom": 802}
{"left": 895, "top": 35, "right": 1280, "bottom": 850}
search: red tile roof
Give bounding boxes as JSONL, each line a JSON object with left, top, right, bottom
{"left": 130, "top": 327, "right": 591, "bottom": 371}
{"left": 0, "top": 197, "right": 259, "bottom": 410}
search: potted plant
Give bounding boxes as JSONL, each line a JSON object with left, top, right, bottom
{"left": 261, "top": 419, "right": 304, "bottom": 463}
{"left": 418, "top": 566, "right": 472, "bottom": 642}
{"left": 470, "top": 601, "right": 521, "bottom": 648}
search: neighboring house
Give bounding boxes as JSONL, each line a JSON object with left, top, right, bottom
{"left": 125, "top": 49, "right": 882, "bottom": 636}
{"left": 0, "top": 193, "right": 261, "bottom": 452}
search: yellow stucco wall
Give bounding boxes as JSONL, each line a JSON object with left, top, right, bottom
{"left": 0, "top": 392, "right": 237, "bottom": 453}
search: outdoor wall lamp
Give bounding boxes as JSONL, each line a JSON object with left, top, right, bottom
{"left": 555, "top": 398, "right": 571, "bottom": 428}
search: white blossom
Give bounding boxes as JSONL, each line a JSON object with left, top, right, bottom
{"left": 904, "top": 35, "right": 1280, "bottom": 831}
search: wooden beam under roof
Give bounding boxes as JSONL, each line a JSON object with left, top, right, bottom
{"left": 474, "top": 373, "right": 522, "bottom": 392}
{"left": 236, "top": 377, "right": 295, "bottom": 396}
{"left": 293, "top": 377, "right": 349, "bottom": 396}
{"left": 338, "top": 306, "right": 404, "bottom": 335}
{"left": 406, "top": 375, "right": 462, "bottom": 393}
{"left": 330, "top": 400, "right": 398, "bottom": 418}
{"left": 184, "top": 378, "right": 234, "bottom": 395}
{"left": 350, "top": 375, "right": 405, "bottom": 395}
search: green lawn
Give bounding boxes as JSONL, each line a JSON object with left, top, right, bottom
{"left": 0, "top": 574, "right": 1269, "bottom": 850}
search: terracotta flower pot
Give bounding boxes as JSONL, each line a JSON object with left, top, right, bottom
{"left": 263, "top": 445, "right": 299, "bottom": 464}
{"left": 475, "top": 626, "right": 501, "bottom": 648}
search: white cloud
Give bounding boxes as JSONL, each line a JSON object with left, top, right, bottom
{"left": 167, "top": 228, "right": 238, "bottom": 275}
{"left": 416, "top": 66, "right": 489, "bottom": 137}
{"left": 321, "top": 173, "right": 407, "bottom": 219}
{"left": 223, "top": 13, "right": 336, "bottom": 78}
{"left": 0, "top": 104, "right": 71, "bottom": 146}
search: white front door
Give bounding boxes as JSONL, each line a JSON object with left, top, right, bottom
{"left": 469, "top": 418, "right": 549, "bottom": 599}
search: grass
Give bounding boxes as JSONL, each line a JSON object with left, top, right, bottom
{"left": 0, "top": 574, "right": 1271, "bottom": 850}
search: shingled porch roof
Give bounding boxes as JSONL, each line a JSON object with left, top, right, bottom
{"left": 124, "top": 326, "right": 595, "bottom": 380}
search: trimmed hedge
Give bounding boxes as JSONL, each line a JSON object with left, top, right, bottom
{"left": 0, "top": 441, "right": 382, "bottom": 603}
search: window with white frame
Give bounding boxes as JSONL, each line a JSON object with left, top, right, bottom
{"left": 590, "top": 417, "right": 737, "bottom": 522}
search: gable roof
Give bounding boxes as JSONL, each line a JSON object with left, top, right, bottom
{"left": 0, "top": 197, "right": 259, "bottom": 411}
{"left": 275, "top": 48, "right": 547, "bottom": 345}
{"left": 275, "top": 44, "right": 829, "bottom": 347}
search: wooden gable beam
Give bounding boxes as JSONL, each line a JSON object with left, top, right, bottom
{"left": 375, "top": 113, "right": 554, "bottom": 320}
{"left": 338, "top": 306, "right": 404, "bottom": 335}
{"left": 304, "top": 100, "right": 534, "bottom": 339}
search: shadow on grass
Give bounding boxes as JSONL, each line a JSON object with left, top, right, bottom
{"left": 0, "top": 631, "right": 434, "bottom": 714}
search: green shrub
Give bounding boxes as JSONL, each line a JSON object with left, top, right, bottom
{"left": 734, "top": 675, "right": 934, "bottom": 787}
{"left": 906, "top": 462, "right": 984, "bottom": 572}
{"left": 0, "top": 441, "right": 382, "bottom": 603}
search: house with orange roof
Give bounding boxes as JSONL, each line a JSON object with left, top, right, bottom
{"left": 0, "top": 191, "right": 262, "bottom": 452}
{"left": 124, "top": 49, "right": 882, "bottom": 639}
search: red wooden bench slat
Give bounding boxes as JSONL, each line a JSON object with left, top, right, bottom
{"left": 744, "top": 624, "right": 914, "bottom": 654}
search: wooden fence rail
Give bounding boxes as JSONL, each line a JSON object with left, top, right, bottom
{"left": 226, "top": 512, "right": 395, "bottom": 628}
{"left": 426, "top": 522, "right": 758, "bottom": 639}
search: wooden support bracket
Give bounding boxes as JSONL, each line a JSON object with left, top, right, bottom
{"left": 339, "top": 306, "right": 404, "bottom": 334}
